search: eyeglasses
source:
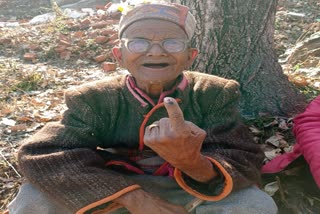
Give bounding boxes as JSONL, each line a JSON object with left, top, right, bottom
{"left": 121, "top": 38, "right": 189, "bottom": 53}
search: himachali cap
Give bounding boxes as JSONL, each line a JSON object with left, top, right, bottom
{"left": 118, "top": 2, "right": 196, "bottom": 39}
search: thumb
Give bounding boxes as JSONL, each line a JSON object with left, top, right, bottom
{"left": 164, "top": 97, "right": 186, "bottom": 131}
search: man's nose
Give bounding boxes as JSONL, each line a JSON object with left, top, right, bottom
{"left": 146, "top": 43, "right": 167, "bottom": 56}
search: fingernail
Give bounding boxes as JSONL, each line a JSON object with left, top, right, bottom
{"left": 164, "top": 97, "right": 174, "bottom": 105}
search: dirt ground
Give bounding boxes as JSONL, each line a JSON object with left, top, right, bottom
{"left": 0, "top": 0, "right": 110, "bottom": 19}
{"left": 0, "top": 0, "right": 52, "bottom": 18}
{"left": 0, "top": 0, "right": 320, "bottom": 213}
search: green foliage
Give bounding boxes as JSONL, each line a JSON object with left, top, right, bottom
{"left": 13, "top": 72, "right": 44, "bottom": 91}
{"left": 50, "top": 0, "right": 69, "bottom": 34}
{"left": 275, "top": 19, "right": 280, "bottom": 30}
{"left": 1, "top": 60, "right": 44, "bottom": 92}
{"left": 293, "top": 63, "right": 301, "bottom": 71}
{"left": 85, "top": 39, "right": 99, "bottom": 50}
{"left": 53, "top": 17, "right": 69, "bottom": 34}
{"left": 299, "top": 85, "right": 320, "bottom": 102}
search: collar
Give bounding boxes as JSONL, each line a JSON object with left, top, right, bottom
{"left": 126, "top": 74, "right": 188, "bottom": 107}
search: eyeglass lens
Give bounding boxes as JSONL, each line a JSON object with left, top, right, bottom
{"left": 127, "top": 39, "right": 186, "bottom": 53}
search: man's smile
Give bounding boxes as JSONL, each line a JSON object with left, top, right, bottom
{"left": 142, "top": 63, "right": 170, "bottom": 69}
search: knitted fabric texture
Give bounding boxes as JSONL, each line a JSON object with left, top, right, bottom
{"left": 17, "top": 71, "right": 265, "bottom": 213}
{"left": 118, "top": 2, "right": 196, "bottom": 39}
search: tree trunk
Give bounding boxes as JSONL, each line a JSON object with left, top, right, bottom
{"left": 171, "top": 0, "right": 307, "bottom": 117}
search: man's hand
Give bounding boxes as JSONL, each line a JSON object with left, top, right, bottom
{"left": 144, "top": 97, "right": 218, "bottom": 182}
{"left": 114, "top": 189, "right": 187, "bottom": 214}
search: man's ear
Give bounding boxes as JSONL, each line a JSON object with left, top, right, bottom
{"left": 186, "top": 48, "right": 199, "bottom": 68}
{"left": 112, "top": 47, "right": 123, "bottom": 65}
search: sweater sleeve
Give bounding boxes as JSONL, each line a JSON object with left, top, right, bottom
{"left": 293, "top": 96, "right": 320, "bottom": 188}
{"left": 17, "top": 88, "right": 140, "bottom": 214}
{"left": 174, "top": 79, "right": 265, "bottom": 201}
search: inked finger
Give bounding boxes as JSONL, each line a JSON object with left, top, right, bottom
{"left": 163, "top": 97, "right": 186, "bottom": 131}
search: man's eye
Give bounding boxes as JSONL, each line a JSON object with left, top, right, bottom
{"left": 163, "top": 40, "right": 185, "bottom": 52}
{"left": 128, "top": 40, "right": 149, "bottom": 52}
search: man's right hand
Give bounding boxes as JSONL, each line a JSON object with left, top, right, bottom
{"left": 114, "top": 189, "right": 187, "bottom": 214}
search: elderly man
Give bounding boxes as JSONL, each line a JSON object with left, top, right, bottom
{"left": 8, "top": 2, "right": 277, "bottom": 214}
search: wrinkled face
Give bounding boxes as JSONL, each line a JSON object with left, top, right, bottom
{"left": 113, "top": 19, "right": 198, "bottom": 88}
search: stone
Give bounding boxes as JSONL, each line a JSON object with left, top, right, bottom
{"left": 96, "top": 5, "right": 106, "bottom": 10}
{"left": 108, "top": 39, "right": 119, "bottom": 46}
{"left": 102, "top": 62, "right": 117, "bottom": 72}
{"left": 94, "top": 55, "right": 107, "bottom": 63}
{"left": 55, "top": 45, "right": 67, "bottom": 53}
{"left": 0, "top": 38, "right": 12, "bottom": 45}
{"left": 60, "top": 51, "right": 72, "bottom": 60}
{"left": 80, "top": 18, "right": 91, "bottom": 25}
{"left": 23, "top": 53, "right": 37, "bottom": 61}
{"left": 92, "top": 21, "right": 109, "bottom": 29}
{"left": 88, "top": 31, "right": 98, "bottom": 39}
{"left": 59, "top": 39, "right": 72, "bottom": 46}
{"left": 100, "top": 29, "right": 117, "bottom": 36}
{"left": 95, "top": 36, "right": 108, "bottom": 44}
{"left": 28, "top": 44, "right": 41, "bottom": 51}
{"left": 74, "top": 31, "right": 85, "bottom": 38}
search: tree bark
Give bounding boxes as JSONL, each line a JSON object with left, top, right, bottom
{"left": 171, "top": 0, "right": 307, "bottom": 117}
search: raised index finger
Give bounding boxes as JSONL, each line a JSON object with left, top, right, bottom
{"left": 164, "top": 97, "right": 186, "bottom": 131}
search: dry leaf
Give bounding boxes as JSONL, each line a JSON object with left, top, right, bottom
{"left": 264, "top": 120, "right": 278, "bottom": 128}
{"left": 278, "top": 139, "right": 289, "bottom": 148}
{"left": 249, "top": 126, "right": 262, "bottom": 135}
{"left": 17, "top": 116, "right": 34, "bottom": 122}
{"left": 291, "top": 76, "right": 308, "bottom": 87}
{"left": 3, "top": 182, "right": 15, "bottom": 189}
{"left": 307, "top": 197, "right": 314, "bottom": 206}
{"left": 31, "top": 98, "right": 45, "bottom": 106}
{"left": 278, "top": 119, "right": 290, "bottom": 130}
{"left": 26, "top": 122, "right": 43, "bottom": 132}
{"left": 10, "top": 124, "right": 27, "bottom": 132}
{"left": 1, "top": 108, "right": 13, "bottom": 116}
{"left": 264, "top": 181, "right": 279, "bottom": 196}
{"left": 283, "top": 145, "right": 294, "bottom": 153}
{"left": 266, "top": 133, "right": 284, "bottom": 147}
{"left": 35, "top": 112, "right": 61, "bottom": 122}
{"left": 253, "top": 136, "right": 260, "bottom": 143}
{"left": 1, "top": 118, "right": 16, "bottom": 126}
{"left": 264, "top": 148, "right": 282, "bottom": 160}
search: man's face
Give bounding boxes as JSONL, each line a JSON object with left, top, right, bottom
{"left": 113, "top": 19, "right": 198, "bottom": 88}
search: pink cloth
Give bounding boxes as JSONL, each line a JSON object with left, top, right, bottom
{"left": 262, "top": 96, "right": 320, "bottom": 188}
